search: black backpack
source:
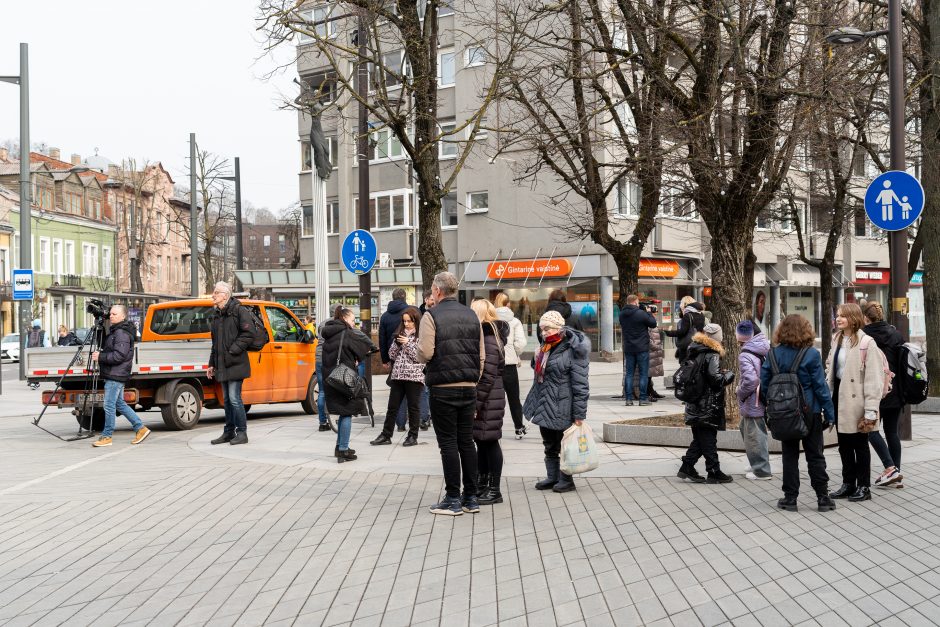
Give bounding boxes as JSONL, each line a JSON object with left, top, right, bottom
{"left": 244, "top": 307, "right": 270, "bottom": 352}
{"left": 765, "top": 347, "right": 810, "bottom": 440}
{"left": 673, "top": 353, "right": 707, "bottom": 403}
{"left": 897, "top": 343, "right": 928, "bottom": 405}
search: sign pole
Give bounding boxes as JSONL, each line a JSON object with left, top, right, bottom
{"left": 18, "top": 43, "right": 30, "bottom": 382}
{"left": 356, "top": 11, "right": 373, "bottom": 382}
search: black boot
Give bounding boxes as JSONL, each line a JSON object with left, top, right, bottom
{"left": 535, "top": 459, "right": 559, "bottom": 490}
{"left": 817, "top": 494, "right": 837, "bottom": 512}
{"left": 829, "top": 483, "right": 856, "bottom": 499}
{"left": 229, "top": 432, "right": 248, "bottom": 445}
{"left": 707, "top": 470, "right": 733, "bottom": 484}
{"left": 479, "top": 474, "right": 503, "bottom": 505}
{"left": 370, "top": 434, "right": 392, "bottom": 445}
{"left": 334, "top": 446, "right": 356, "bottom": 456}
{"left": 777, "top": 495, "right": 798, "bottom": 511}
{"left": 677, "top": 465, "right": 706, "bottom": 483}
{"left": 335, "top": 449, "right": 357, "bottom": 463}
{"left": 848, "top": 486, "right": 871, "bottom": 502}
{"left": 553, "top": 472, "right": 576, "bottom": 493}
{"left": 477, "top": 473, "right": 490, "bottom": 497}
{"left": 211, "top": 432, "right": 234, "bottom": 445}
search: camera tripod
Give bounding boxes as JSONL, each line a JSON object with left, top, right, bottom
{"left": 32, "top": 320, "right": 105, "bottom": 442}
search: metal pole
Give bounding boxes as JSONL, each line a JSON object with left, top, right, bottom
{"left": 887, "top": 0, "right": 912, "bottom": 439}
{"left": 357, "top": 11, "right": 373, "bottom": 380}
{"left": 18, "top": 43, "right": 30, "bottom": 382}
{"left": 234, "top": 157, "right": 244, "bottom": 291}
{"left": 190, "top": 133, "right": 199, "bottom": 297}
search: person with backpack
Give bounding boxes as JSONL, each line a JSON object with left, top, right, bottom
{"left": 826, "top": 303, "right": 887, "bottom": 503}
{"left": 207, "top": 282, "right": 256, "bottom": 446}
{"left": 676, "top": 323, "right": 735, "bottom": 484}
{"left": 664, "top": 301, "right": 705, "bottom": 361}
{"left": 861, "top": 301, "right": 906, "bottom": 489}
{"left": 760, "top": 315, "right": 835, "bottom": 512}
{"left": 27, "top": 319, "right": 51, "bottom": 348}
{"left": 735, "top": 320, "right": 772, "bottom": 480}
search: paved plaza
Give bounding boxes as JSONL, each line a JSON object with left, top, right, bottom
{"left": 0, "top": 361, "right": 939, "bottom": 626}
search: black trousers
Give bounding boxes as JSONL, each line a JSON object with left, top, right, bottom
{"left": 682, "top": 425, "right": 720, "bottom": 473}
{"left": 838, "top": 432, "right": 871, "bottom": 487}
{"left": 540, "top": 426, "right": 565, "bottom": 461}
{"left": 381, "top": 380, "right": 422, "bottom": 439}
{"left": 477, "top": 439, "right": 503, "bottom": 477}
{"left": 869, "top": 405, "right": 902, "bottom": 470}
{"left": 430, "top": 386, "right": 478, "bottom": 498}
{"left": 503, "top": 365, "right": 524, "bottom": 430}
{"left": 781, "top": 413, "right": 829, "bottom": 498}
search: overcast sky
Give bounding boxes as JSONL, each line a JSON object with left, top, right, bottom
{"left": 0, "top": 0, "right": 299, "bottom": 213}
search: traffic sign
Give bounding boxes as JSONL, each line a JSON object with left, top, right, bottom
{"left": 864, "top": 171, "right": 924, "bottom": 231}
{"left": 12, "top": 269, "right": 33, "bottom": 300}
{"left": 341, "top": 230, "right": 377, "bottom": 275}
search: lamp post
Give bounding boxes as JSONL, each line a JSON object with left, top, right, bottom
{"left": 219, "top": 157, "right": 244, "bottom": 291}
{"left": 1, "top": 43, "right": 31, "bottom": 381}
{"left": 826, "top": 0, "right": 911, "bottom": 438}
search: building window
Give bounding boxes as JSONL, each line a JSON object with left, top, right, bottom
{"left": 279, "top": 234, "right": 287, "bottom": 254}
{"left": 82, "top": 243, "right": 98, "bottom": 276}
{"left": 467, "top": 117, "right": 488, "bottom": 141}
{"left": 301, "top": 142, "right": 312, "bottom": 171}
{"left": 756, "top": 208, "right": 775, "bottom": 230}
{"left": 327, "top": 199, "right": 340, "bottom": 234}
{"left": 439, "top": 121, "right": 459, "bottom": 158}
{"left": 299, "top": 6, "right": 336, "bottom": 42}
{"left": 102, "top": 247, "right": 112, "bottom": 278}
{"left": 613, "top": 178, "right": 640, "bottom": 217}
{"left": 64, "top": 241, "right": 74, "bottom": 275}
{"left": 658, "top": 183, "right": 696, "bottom": 219}
{"left": 156, "top": 255, "right": 162, "bottom": 283}
{"left": 12, "top": 234, "right": 18, "bottom": 269}
{"left": 852, "top": 151, "right": 866, "bottom": 177}
{"left": 855, "top": 205, "right": 871, "bottom": 237}
{"left": 249, "top": 234, "right": 258, "bottom": 248}
{"left": 371, "top": 128, "right": 404, "bottom": 161}
{"left": 438, "top": 49, "right": 456, "bottom": 87}
{"left": 354, "top": 190, "right": 412, "bottom": 230}
{"left": 466, "top": 191, "right": 489, "bottom": 214}
{"left": 441, "top": 192, "right": 458, "bottom": 227}
{"left": 438, "top": 0, "right": 454, "bottom": 17}
{"left": 52, "top": 239, "right": 62, "bottom": 277}
{"left": 301, "top": 72, "right": 337, "bottom": 105}
{"left": 263, "top": 235, "right": 271, "bottom": 249}
{"left": 39, "top": 237, "right": 50, "bottom": 274}
{"left": 465, "top": 45, "right": 486, "bottom": 67}
{"left": 64, "top": 192, "right": 83, "bottom": 214}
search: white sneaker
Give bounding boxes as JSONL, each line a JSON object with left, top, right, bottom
{"left": 874, "top": 467, "right": 902, "bottom": 487}
{"left": 745, "top": 471, "right": 773, "bottom": 481}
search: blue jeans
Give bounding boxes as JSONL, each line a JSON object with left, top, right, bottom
{"left": 102, "top": 379, "right": 144, "bottom": 437}
{"left": 223, "top": 379, "right": 247, "bottom": 435}
{"left": 624, "top": 351, "right": 649, "bottom": 401}
{"left": 316, "top": 367, "right": 328, "bottom": 425}
{"left": 421, "top": 384, "right": 430, "bottom": 422}
{"left": 336, "top": 415, "right": 352, "bottom": 450}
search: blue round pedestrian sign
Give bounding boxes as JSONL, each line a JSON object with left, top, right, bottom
{"left": 864, "top": 171, "right": 924, "bottom": 231}
{"left": 340, "top": 230, "right": 378, "bottom": 274}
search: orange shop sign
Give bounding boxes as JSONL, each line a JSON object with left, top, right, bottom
{"left": 486, "top": 259, "right": 573, "bottom": 280}
{"left": 638, "top": 259, "right": 681, "bottom": 278}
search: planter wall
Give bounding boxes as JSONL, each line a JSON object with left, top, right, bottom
{"left": 603, "top": 421, "right": 839, "bottom": 452}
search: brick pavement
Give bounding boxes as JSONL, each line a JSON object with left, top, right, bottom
{"left": 1, "top": 371, "right": 939, "bottom": 626}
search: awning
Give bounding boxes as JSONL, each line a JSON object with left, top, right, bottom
{"left": 782, "top": 264, "right": 820, "bottom": 287}
{"left": 236, "top": 267, "right": 425, "bottom": 291}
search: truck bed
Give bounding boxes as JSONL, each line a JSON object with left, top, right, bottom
{"left": 26, "top": 341, "right": 213, "bottom": 382}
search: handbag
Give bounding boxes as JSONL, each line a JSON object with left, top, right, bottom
{"left": 325, "top": 330, "right": 369, "bottom": 400}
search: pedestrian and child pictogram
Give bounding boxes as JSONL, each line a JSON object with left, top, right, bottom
{"left": 864, "top": 171, "right": 924, "bottom": 231}
{"left": 341, "top": 229, "right": 378, "bottom": 274}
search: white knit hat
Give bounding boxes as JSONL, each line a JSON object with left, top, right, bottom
{"left": 539, "top": 310, "right": 565, "bottom": 331}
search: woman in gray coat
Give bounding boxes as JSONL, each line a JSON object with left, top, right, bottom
{"left": 523, "top": 310, "right": 591, "bottom": 493}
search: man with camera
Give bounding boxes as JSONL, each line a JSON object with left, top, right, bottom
{"left": 207, "top": 282, "right": 255, "bottom": 445}
{"left": 91, "top": 305, "right": 150, "bottom": 447}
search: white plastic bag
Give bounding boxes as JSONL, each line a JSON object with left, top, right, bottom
{"left": 560, "top": 422, "right": 599, "bottom": 475}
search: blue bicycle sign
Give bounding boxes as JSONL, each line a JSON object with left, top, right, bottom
{"left": 341, "top": 230, "right": 377, "bottom": 274}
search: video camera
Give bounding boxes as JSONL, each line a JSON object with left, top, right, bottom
{"left": 85, "top": 298, "right": 110, "bottom": 321}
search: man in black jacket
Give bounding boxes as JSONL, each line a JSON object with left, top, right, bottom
{"left": 208, "top": 282, "right": 255, "bottom": 445}
{"left": 91, "top": 305, "right": 150, "bottom": 447}
{"left": 418, "top": 272, "right": 484, "bottom": 516}
{"left": 619, "top": 295, "right": 657, "bottom": 406}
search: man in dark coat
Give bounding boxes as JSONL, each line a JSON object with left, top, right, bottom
{"left": 379, "top": 288, "right": 410, "bottom": 430}
{"left": 90, "top": 305, "right": 149, "bottom": 447}
{"left": 619, "top": 295, "right": 657, "bottom": 406}
{"left": 418, "top": 272, "right": 485, "bottom": 516}
{"left": 208, "top": 282, "right": 255, "bottom": 446}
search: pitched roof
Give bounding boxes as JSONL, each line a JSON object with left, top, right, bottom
{"left": 0, "top": 162, "right": 49, "bottom": 176}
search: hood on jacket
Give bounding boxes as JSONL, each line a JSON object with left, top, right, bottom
{"left": 547, "top": 300, "right": 573, "bottom": 320}
{"left": 741, "top": 332, "right": 770, "bottom": 357}
{"left": 110, "top": 320, "right": 137, "bottom": 338}
{"left": 320, "top": 318, "right": 350, "bottom": 341}
{"left": 495, "top": 306, "right": 516, "bottom": 323}
{"left": 385, "top": 299, "right": 409, "bottom": 315}
{"left": 689, "top": 332, "right": 724, "bottom": 356}
{"left": 560, "top": 327, "right": 590, "bottom": 358}
{"left": 863, "top": 321, "right": 903, "bottom": 348}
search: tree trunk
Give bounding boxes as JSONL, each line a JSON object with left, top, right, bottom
{"left": 705, "top": 207, "right": 752, "bottom": 362}
{"left": 818, "top": 260, "right": 834, "bottom": 362}
{"left": 921, "top": 0, "right": 940, "bottom": 394}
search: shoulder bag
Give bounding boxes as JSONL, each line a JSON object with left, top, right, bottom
{"left": 325, "top": 330, "right": 369, "bottom": 400}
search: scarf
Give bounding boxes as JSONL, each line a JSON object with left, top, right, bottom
{"left": 535, "top": 331, "right": 564, "bottom": 383}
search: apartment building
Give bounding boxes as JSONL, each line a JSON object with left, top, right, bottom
{"left": 234, "top": 2, "right": 915, "bottom": 351}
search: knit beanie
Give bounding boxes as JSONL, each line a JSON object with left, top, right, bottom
{"left": 684, "top": 302, "right": 703, "bottom": 314}
{"left": 735, "top": 320, "right": 755, "bottom": 342}
{"left": 539, "top": 310, "right": 565, "bottom": 332}
{"left": 703, "top": 322, "right": 723, "bottom": 343}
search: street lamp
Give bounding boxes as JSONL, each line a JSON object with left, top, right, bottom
{"left": 1, "top": 43, "right": 31, "bottom": 381}
{"left": 827, "top": 0, "right": 911, "bottom": 438}
{"left": 219, "top": 157, "right": 244, "bottom": 291}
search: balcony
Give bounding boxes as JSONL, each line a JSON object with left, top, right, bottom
{"left": 62, "top": 275, "right": 82, "bottom": 288}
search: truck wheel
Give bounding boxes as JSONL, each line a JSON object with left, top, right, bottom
{"left": 161, "top": 383, "right": 201, "bottom": 430}
{"left": 301, "top": 376, "right": 317, "bottom": 415}
{"left": 76, "top": 408, "right": 105, "bottom": 432}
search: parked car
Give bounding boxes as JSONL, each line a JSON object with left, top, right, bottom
{"left": 1, "top": 333, "right": 20, "bottom": 363}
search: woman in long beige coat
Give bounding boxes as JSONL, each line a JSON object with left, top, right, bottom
{"left": 825, "top": 303, "right": 884, "bottom": 502}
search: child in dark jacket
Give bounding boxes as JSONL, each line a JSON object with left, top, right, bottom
{"left": 677, "top": 323, "right": 735, "bottom": 484}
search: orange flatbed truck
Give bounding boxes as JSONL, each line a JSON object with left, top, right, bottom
{"left": 26, "top": 298, "right": 318, "bottom": 430}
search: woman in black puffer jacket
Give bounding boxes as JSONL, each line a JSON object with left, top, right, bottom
{"left": 470, "top": 299, "right": 509, "bottom": 505}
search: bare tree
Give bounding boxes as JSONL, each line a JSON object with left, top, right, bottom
{"left": 257, "top": 0, "right": 523, "bottom": 289}
{"left": 278, "top": 203, "right": 303, "bottom": 268}
{"left": 495, "top": 0, "right": 669, "bottom": 304}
